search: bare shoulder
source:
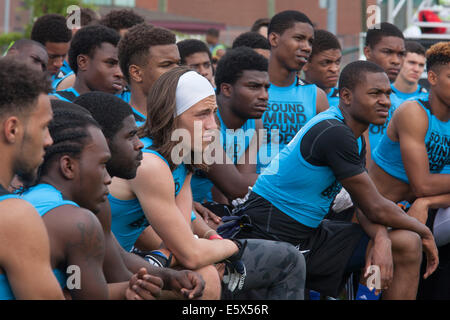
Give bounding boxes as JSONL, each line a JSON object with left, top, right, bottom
{"left": 132, "top": 152, "right": 175, "bottom": 189}
{"left": 316, "top": 86, "right": 330, "bottom": 113}
{"left": 0, "top": 198, "right": 44, "bottom": 235}
{"left": 393, "top": 100, "right": 429, "bottom": 132}
{"left": 47, "top": 205, "right": 104, "bottom": 239}
{"left": 0, "top": 198, "right": 50, "bottom": 262}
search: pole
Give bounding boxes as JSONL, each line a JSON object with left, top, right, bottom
{"left": 4, "top": 0, "right": 11, "bottom": 34}
{"left": 327, "top": 0, "right": 337, "bottom": 35}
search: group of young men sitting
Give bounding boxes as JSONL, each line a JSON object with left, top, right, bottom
{"left": 0, "top": 7, "right": 449, "bottom": 300}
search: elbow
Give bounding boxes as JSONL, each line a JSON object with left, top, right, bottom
{"left": 411, "top": 183, "right": 432, "bottom": 198}
{"left": 223, "top": 186, "right": 249, "bottom": 200}
{"left": 176, "top": 250, "right": 204, "bottom": 270}
{"left": 363, "top": 202, "right": 391, "bottom": 225}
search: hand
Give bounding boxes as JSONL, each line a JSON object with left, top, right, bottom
{"left": 222, "top": 239, "right": 247, "bottom": 292}
{"left": 407, "top": 198, "right": 429, "bottom": 224}
{"left": 194, "top": 202, "right": 222, "bottom": 226}
{"left": 162, "top": 269, "right": 205, "bottom": 300}
{"left": 126, "top": 268, "right": 164, "bottom": 300}
{"left": 422, "top": 231, "right": 439, "bottom": 279}
{"left": 364, "top": 236, "right": 393, "bottom": 295}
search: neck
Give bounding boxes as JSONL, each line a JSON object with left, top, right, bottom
{"left": 429, "top": 91, "right": 450, "bottom": 122}
{"left": 129, "top": 84, "right": 148, "bottom": 116}
{"left": 268, "top": 54, "right": 297, "bottom": 87}
{"left": 217, "top": 96, "right": 247, "bottom": 130}
{"left": 0, "top": 162, "right": 13, "bottom": 191}
{"left": 393, "top": 76, "right": 418, "bottom": 94}
{"left": 40, "top": 174, "right": 75, "bottom": 202}
{"left": 338, "top": 104, "right": 368, "bottom": 138}
{"left": 0, "top": 149, "right": 17, "bottom": 190}
{"left": 72, "top": 75, "right": 91, "bottom": 95}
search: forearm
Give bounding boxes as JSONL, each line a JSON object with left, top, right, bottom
{"left": 411, "top": 175, "right": 450, "bottom": 198}
{"left": 356, "top": 208, "right": 389, "bottom": 240}
{"left": 417, "top": 193, "right": 450, "bottom": 209}
{"left": 365, "top": 199, "right": 431, "bottom": 238}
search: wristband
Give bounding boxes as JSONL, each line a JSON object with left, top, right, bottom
{"left": 209, "top": 234, "right": 223, "bottom": 240}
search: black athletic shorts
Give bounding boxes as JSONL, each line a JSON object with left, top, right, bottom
{"left": 235, "top": 192, "right": 369, "bottom": 297}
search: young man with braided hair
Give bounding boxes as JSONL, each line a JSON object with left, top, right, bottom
{"left": 20, "top": 100, "right": 167, "bottom": 300}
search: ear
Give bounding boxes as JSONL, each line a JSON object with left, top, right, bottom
{"left": 3, "top": 116, "right": 22, "bottom": 144}
{"left": 220, "top": 83, "right": 233, "bottom": 98}
{"left": 363, "top": 46, "right": 371, "bottom": 60}
{"left": 427, "top": 69, "right": 438, "bottom": 86}
{"left": 129, "top": 64, "right": 143, "bottom": 83}
{"left": 77, "top": 54, "right": 89, "bottom": 72}
{"left": 339, "top": 87, "right": 352, "bottom": 106}
{"left": 59, "top": 155, "right": 78, "bottom": 180}
{"left": 268, "top": 32, "right": 279, "bottom": 49}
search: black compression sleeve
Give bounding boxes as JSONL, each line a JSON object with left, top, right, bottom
{"left": 300, "top": 119, "right": 365, "bottom": 180}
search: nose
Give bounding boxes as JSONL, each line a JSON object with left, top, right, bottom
{"left": 44, "top": 128, "right": 53, "bottom": 148}
{"left": 206, "top": 112, "right": 218, "bottom": 131}
{"left": 104, "top": 170, "right": 112, "bottom": 186}
{"left": 114, "top": 65, "right": 124, "bottom": 79}
{"left": 380, "top": 93, "right": 391, "bottom": 108}
{"left": 135, "top": 137, "right": 144, "bottom": 151}
{"left": 330, "top": 62, "right": 340, "bottom": 74}
{"left": 259, "top": 87, "right": 269, "bottom": 101}
{"left": 53, "top": 56, "right": 64, "bottom": 69}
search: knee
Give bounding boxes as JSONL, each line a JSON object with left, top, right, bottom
{"left": 391, "top": 230, "right": 422, "bottom": 264}
{"left": 194, "top": 265, "right": 222, "bottom": 300}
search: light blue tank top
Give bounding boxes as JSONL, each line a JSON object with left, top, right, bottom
{"left": 50, "top": 87, "right": 80, "bottom": 103}
{"left": 372, "top": 99, "right": 450, "bottom": 183}
{"left": 368, "top": 84, "right": 429, "bottom": 153}
{"left": 327, "top": 87, "right": 340, "bottom": 108}
{"left": 190, "top": 110, "right": 256, "bottom": 202}
{"left": 252, "top": 106, "right": 364, "bottom": 228}
{"left": 258, "top": 78, "right": 318, "bottom": 172}
{"left": 110, "top": 136, "right": 194, "bottom": 252}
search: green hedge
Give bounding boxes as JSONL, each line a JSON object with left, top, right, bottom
{"left": 0, "top": 32, "right": 25, "bottom": 55}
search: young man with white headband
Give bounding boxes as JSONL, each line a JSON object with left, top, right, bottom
{"left": 108, "top": 67, "right": 307, "bottom": 299}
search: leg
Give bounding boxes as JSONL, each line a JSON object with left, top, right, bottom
{"left": 194, "top": 265, "right": 222, "bottom": 300}
{"left": 433, "top": 208, "right": 450, "bottom": 247}
{"left": 382, "top": 229, "right": 422, "bottom": 300}
{"left": 232, "top": 239, "right": 306, "bottom": 300}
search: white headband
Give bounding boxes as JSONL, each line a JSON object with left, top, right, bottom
{"left": 175, "top": 71, "right": 215, "bottom": 117}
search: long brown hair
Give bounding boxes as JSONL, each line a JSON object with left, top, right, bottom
{"left": 137, "top": 66, "right": 204, "bottom": 172}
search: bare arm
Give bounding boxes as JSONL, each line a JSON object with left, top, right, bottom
{"left": 315, "top": 87, "right": 330, "bottom": 114}
{"left": 55, "top": 206, "right": 109, "bottom": 300}
{"left": 407, "top": 193, "right": 450, "bottom": 224}
{"left": 0, "top": 199, "right": 65, "bottom": 300}
{"left": 130, "top": 153, "right": 238, "bottom": 270}
{"left": 395, "top": 102, "right": 450, "bottom": 197}
{"left": 342, "top": 172, "right": 432, "bottom": 238}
